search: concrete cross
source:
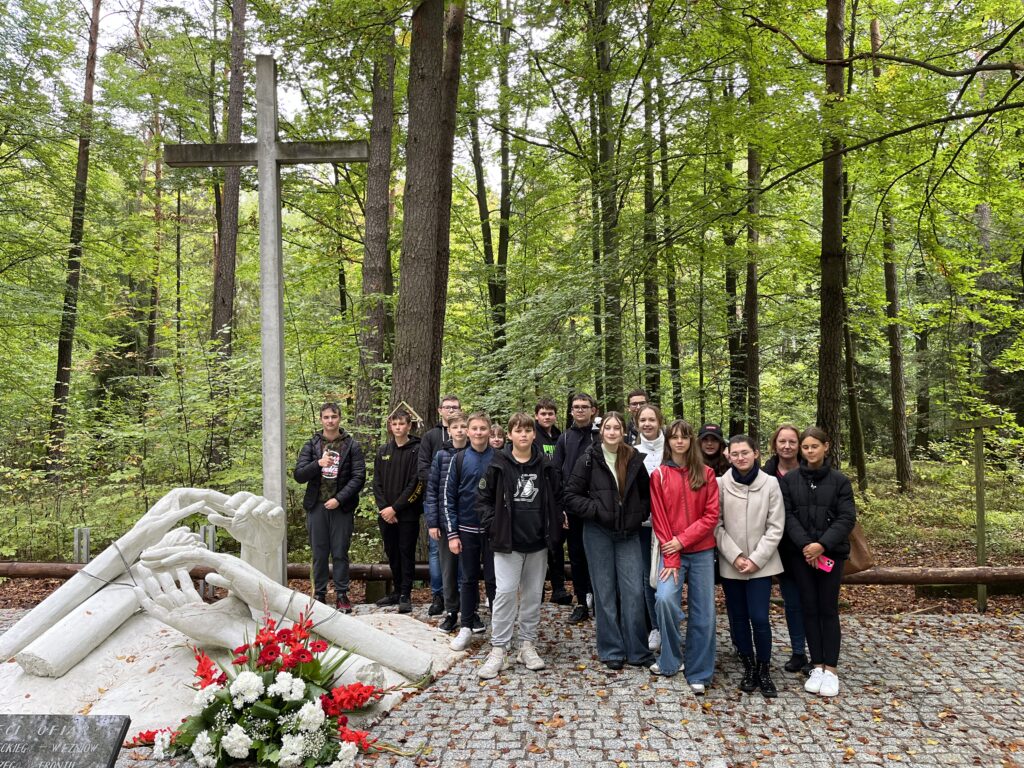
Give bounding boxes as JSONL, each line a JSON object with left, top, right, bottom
{"left": 166, "top": 55, "right": 369, "bottom": 584}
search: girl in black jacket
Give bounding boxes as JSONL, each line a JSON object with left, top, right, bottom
{"left": 564, "top": 412, "right": 655, "bottom": 670}
{"left": 779, "top": 426, "right": 857, "bottom": 698}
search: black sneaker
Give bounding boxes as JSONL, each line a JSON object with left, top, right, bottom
{"left": 427, "top": 593, "right": 445, "bottom": 616}
{"left": 335, "top": 593, "right": 353, "bottom": 614}
{"left": 568, "top": 604, "right": 590, "bottom": 624}
{"left": 784, "top": 652, "right": 808, "bottom": 673}
{"left": 469, "top": 614, "right": 486, "bottom": 634}
{"left": 398, "top": 595, "right": 412, "bottom": 614}
{"left": 374, "top": 593, "right": 400, "bottom": 607}
{"left": 438, "top": 612, "right": 459, "bottom": 633}
{"left": 550, "top": 587, "right": 573, "bottom": 605}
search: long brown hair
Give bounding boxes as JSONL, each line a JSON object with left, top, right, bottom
{"left": 664, "top": 419, "right": 708, "bottom": 490}
{"left": 600, "top": 411, "right": 634, "bottom": 497}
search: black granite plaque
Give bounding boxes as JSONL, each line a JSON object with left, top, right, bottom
{"left": 0, "top": 714, "right": 131, "bottom": 768}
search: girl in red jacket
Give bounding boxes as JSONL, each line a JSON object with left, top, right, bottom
{"left": 649, "top": 420, "right": 720, "bottom": 694}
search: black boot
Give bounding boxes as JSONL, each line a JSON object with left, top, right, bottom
{"left": 757, "top": 661, "right": 778, "bottom": 698}
{"left": 739, "top": 654, "right": 757, "bottom": 693}
{"left": 784, "top": 652, "right": 808, "bottom": 673}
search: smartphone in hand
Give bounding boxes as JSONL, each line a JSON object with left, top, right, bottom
{"left": 816, "top": 554, "right": 835, "bottom": 572}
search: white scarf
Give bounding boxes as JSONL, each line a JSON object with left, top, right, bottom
{"left": 638, "top": 432, "right": 664, "bottom": 476}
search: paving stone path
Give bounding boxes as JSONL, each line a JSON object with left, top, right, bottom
{"left": 3, "top": 604, "right": 1022, "bottom": 768}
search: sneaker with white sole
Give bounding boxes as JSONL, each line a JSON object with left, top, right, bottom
{"left": 648, "top": 629, "right": 661, "bottom": 653}
{"left": 478, "top": 646, "right": 509, "bottom": 679}
{"left": 804, "top": 666, "right": 825, "bottom": 694}
{"left": 449, "top": 627, "right": 473, "bottom": 652}
{"left": 586, "top": 592, "right": 594, "bottom": 611}
{"left": 517, "top": 641, "right": 546, "bottom": 671}
{"left": 689, "top": 682, "right": 706, "bottom": 695}
{"left": 818, "top": 670, "right": 839, "bottom": 697}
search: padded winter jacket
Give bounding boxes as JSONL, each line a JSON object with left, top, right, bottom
{"left": 563, "top": 443, "right": 650, "bottom": 535}
{"left": 780, "top": 460, "right": 857, "bottom": 559}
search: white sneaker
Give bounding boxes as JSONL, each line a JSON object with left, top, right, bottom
{"left": 804, "top": 667, "right": 825, "bottom": 694}
{"left": 648, "top": 629, "right": 661, "bottom": 653}
{"left": 689, "top": 682, "right": 706, "bottom": 695}
{"left": 478, "top": 646, "right": 509, "bottom": 679}
{"left": 449, "top": 627, "right": 473, "bottom": 652}
{"left": 586, "top": 592, "right": 594, "bottom": 611}
{"left": 517, "top": 641, "right": 546, "bottom": 671}
{"left": 818, "top": 670, "right": 839, "bottom": 697}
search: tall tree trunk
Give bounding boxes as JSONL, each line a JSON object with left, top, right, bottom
{"left": 914, "top": 265, "right": 931, "bottom": 455}
{"left": 817, "top": 0, "right": 847, "bottom": 459}
{"left": 593, "top": 0, "right": 623, "bottom": 411}
{"left": 208, "top": 8, "right": 222, "bottom": 291}
{"left": 468, "top": 104, "right": 499, "bottom": 339}
{"left": 493, "top": 10, "right": 511, "bottom": 366}
{"left": 392, "top": 0, "right": 444, "bottom": 424}
{"left": 355, "top": 36, "right": 396, "bottom": 447}
{"left": 641, "top": 10, "right": 659, "bottom": 402}
{"left": 428, "top": 1, "right": 465, "bottom": 414}
{"left": 698, "top": 241, "right": 707, "bottom": 425}
{"left": 744, "top": 142, "right": 760, "bottom": 444}
{"left": 588, "top": 92, "right": 604, "bottom": 406}
{"left": 872, "top": 18, "right": 912, "bottom": 490}
{"left": 47, "top": 0, "right": 101, "bottom": 472}
{"left": 211, "top": 0, "right": 245, "bottom": 352}
{"left": 725, "top": 247, "right": 745, "bottom": 436}
{"left": 656, "top": 75, "right": 683, "bottom": 418}
{"left": 146, "top": 121, "right": 162, "bottom": 376}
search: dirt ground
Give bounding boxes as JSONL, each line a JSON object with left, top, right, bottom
{"left": 1, "top": 544, "right": 1021, "bottom": 615}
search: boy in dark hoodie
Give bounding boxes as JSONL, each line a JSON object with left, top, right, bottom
{"left": 474, "top": 413, "right": 564, "bottom": 679}
{"left": 373, "top": 408, "right": 424, "bottom": 613}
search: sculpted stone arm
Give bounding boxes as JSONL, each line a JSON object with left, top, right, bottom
{"left": 0, "top": 490, "right": 228, "bottom": 662}
{"left": 205, "top": 491, "right": 286, "bottom": 579}
{"left": 140, "top": 545, "right": 433, "bottom": 681}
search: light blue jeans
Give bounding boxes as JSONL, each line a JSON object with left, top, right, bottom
{"left": 654, "top": 547, "right": 716, "bottom": 683}
{"left": 639, "top": 525, "right": 658, "bottom": 631}
{"left": 582, "top": 521, "right": 651, "bottom": 664}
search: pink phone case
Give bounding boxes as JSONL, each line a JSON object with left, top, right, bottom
{"left": 817, "top": 555, "right": 835, "bottom": 572}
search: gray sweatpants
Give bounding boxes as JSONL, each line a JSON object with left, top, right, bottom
{"left": 491, "top": 549, "right": 548, "bottom": 648}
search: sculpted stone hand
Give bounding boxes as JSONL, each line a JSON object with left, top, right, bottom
{"left": 206, "top": 492, "right": 285, "bottom": 554}
{"left": 134, "top": 558, "right": 253, "bottom": 650}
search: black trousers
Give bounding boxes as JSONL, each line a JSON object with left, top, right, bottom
{"left": 566, "top": 512, "right": 592, "bottom": 604}
{"left": 790, "top": 555, "right": 845, "bottom": 667}
{"left": 378, "top": 516, "right": 421, "bottom": 598}
{"left": 547, "top": 540, "right": 566, "bottom": 591}
{"left": 458, "top": 531, "right": 496, "bottom": 627}
{"left": 306, "top": 503, "right": 354, "bottom": 599}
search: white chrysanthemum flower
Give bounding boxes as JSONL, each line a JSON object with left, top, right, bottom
{"left": 330, "top": 741, "right": 360, "bottom": 768}
{"left": 190, "top": 730, "right": 214, "bottom": 763}
{"left": 221, "top": 723, "right": 253, "bottom": 759}
{"left": 196, "top": 756, "right": 216, "bottom": 768}
{"left": 268, "top": 670, "right": 307, "bottom": 702}
{"left": 298, "top": 699, "right": 326, "bottom": 732}
{"left": 287, "top": 676, "right": 306, "bottom": 701}
{"left": 279, "top": 733, "right": 306, "bottom": 768}
{"left": 192, "top": 683, "right": 222, "bottom": 711}
{"left": 229, "top": 670, "right": 265, "bottom": 709}
{"left": 152, "top": 730, "right": 172, "bottom": 760}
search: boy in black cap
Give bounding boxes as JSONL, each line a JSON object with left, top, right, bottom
{"left": 698, "top": 423, "right": 731, "bottom": 477}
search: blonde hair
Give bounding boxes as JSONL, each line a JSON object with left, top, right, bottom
{"left": 600, "top": 412, "right": 634, "bottom": 497}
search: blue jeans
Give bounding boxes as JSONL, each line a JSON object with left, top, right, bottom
{"left": 428, "top": 535, "right": 442, "bottom": 596}
{"left": 654, "top": 548, "right": 716, "bottom": 683}
{"left": 721, "top": 576, "right": 773, "bottom": 661}
{"left": 639, "top": 525, "right": 658, "bottom": 631}
{"left": 582, "top": 521, "right": 651, "bottom": 664}
{"left": 777, "top": 560, "right": 806, "bottom": 655}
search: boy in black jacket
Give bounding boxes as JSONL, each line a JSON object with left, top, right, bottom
{"left": 373, "top": 408, "right": 424, "bottom": 613}
{"left": 475, "top": 413, "right": 564, "bottom": 679}
{"left": 293, "top": 402, "right": 366, "bottom": 612}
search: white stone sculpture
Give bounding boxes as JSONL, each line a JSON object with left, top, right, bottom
{"left": 1, "top": 488, "right": 432, "bottom": 682}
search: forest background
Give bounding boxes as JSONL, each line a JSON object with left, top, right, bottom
{"left": 2, "top": 0, "right": 1023, "bottom": 567}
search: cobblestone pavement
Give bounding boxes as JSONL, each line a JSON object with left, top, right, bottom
{"left": 4, "top": 604, "right": 1022, "bottom": 768}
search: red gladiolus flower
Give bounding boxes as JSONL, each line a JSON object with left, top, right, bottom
{"left": 232, "top": 654, "right": 249, "bottom": 666}
{"left": 232, "top": 643, "right": 250, "bottom": 655}
{"left": 192, "top": 648, "right": 220, "bottom": 689}
{"left": 309, "top": 640, "right": 328, "bottom": 653}
{"left": 338, "top": 725, "right": 376, "bottom": 751}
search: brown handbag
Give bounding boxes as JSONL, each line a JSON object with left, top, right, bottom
{"left": 844, "top": 521, "right": 874, "bottom": 575}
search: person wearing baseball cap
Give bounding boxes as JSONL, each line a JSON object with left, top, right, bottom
{"left": 698, "top": 423, "right": 731, "bottom": 477}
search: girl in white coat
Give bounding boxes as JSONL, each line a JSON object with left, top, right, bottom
{"left": 715, "top": 434, "right": 785, "bottom": 698}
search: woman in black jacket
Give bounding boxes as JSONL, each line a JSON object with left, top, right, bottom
{"left": 564, "top": 412, "right": 655, "bottom": 671}
{"left": 779, "top": 426, "right": 856, "bottom": 698}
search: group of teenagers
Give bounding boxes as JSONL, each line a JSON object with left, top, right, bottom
{"left": 293, "top": 390, "right": 857, "bottom": 700}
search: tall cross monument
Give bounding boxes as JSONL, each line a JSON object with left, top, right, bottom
{"left": 166, "top": 55, "right": 368, "bottom": 583}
